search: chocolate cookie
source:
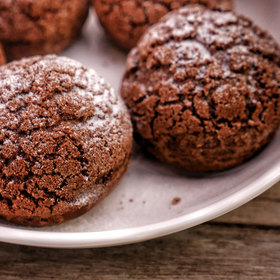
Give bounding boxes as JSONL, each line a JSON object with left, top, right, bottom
{"left": 93, "top": 0, "right": 233, "bottom": 51}
{"left": 0, "top": 55, "right": 132, "bottom": 226}
{"left": 0, "top": 0, "right": 89, "bottom": 61}
{"left": 121, "top": 5, "right": 280, "bottom": 172}
{"left": 0, "top": 44, "right": 5, "bottom": 65}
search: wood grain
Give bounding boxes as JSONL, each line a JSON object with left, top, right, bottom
{"left": 0, "top": 223, "right": 279, "bottom": 280}
{"left": 215, "top": 182, "right": 280, "bottom": 226}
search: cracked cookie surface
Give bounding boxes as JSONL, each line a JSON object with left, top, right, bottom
{"left": 0, "top": 0, "right": 89, "bottom": 61}
{"left": 93, "top": 0, "right": 233, "bottom": 51}
{"left": 0, "top": 55, "right": 132, "bottom": 226}
{"left": 121, "top": 5, "right": 280, "bottom": 172}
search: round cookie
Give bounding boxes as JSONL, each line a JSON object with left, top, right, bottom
{"left": 121, "top": 5, "right": 280, "bottom": 172}
{"left": 93, "top": 0, "right": 233, "bottom": 51}
{"left": 0, "top": 0, "right": 89, "bottom": 61}
{"left": 0, "top": 55, "right": 132, "bottom": 226}
{"left": 0, "top": 44, "right": 5, "bottom": 65}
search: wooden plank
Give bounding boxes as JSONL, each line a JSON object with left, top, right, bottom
{"left": 0, "top": 224, "right": 279, "bottom": 280}
{"left": 214, "top": 182, "right": 280, "bottom": 226}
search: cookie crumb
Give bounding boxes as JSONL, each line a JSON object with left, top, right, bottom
{"left": 172, "top": 197, "right": 181, "bottom": 205}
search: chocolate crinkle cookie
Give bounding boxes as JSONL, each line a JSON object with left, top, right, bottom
{"left": 0, "top": 55, "right": 132, "bottom": 226}
{"left": 121, "top": 5, "right": 280, "bottom": 172}
{"left": 0, "top": 44, "right": 5, "bottom": 65}
{"left": 0, "top": 0, "right": 89, "bottom": 61}
{"left": 93, "top": 0, "right": 233, "bottom": 51}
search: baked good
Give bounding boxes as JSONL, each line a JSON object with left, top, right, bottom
{"left": 93, "top": 0, "right": 233, "bottom": 51}
{"left": 0, "top": 55, "right": 132, "bottom": 226}
{"left": 121, "top": 5, "right": 280, "bottom": 172}
{"left": 0, "top": 0, "right": 89, "bottom": 61}
{"left": 0, "top": 44, "right": 5, "bottom": 65}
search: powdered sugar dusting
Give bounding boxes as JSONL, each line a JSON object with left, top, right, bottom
{"left": 70, "top": 184, "right": 104, "bottom": 207}
{"left": 0, "top": 55, "right": 132, "bottom": 212}
{"left": 71, "top": 67, "right": 129, "bottom": 144}
{"left": 212, "top": 12, "right": 237, "bottom": 26}
{"left": 176, "top": 40, "right": 211, "bottom": 61}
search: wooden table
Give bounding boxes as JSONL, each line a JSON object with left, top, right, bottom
{"left": 0, "top": 183, "right": 279, "bottom": 279}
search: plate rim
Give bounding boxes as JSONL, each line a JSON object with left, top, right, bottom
{"left": 0, "top": 162, "right": 279, "bottom": 248}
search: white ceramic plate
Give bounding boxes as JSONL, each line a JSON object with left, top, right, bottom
{"left": 0, "top": 0, "right": 280, "bottom": 248}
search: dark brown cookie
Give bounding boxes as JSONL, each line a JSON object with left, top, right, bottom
{"left": 0, "top": 55, "right": 132, "bottom": 226}
{"left": 0, "top": 44, "right": 5, "bottom": 65}
{"left": 121, "top": 5, "right": 280, "bottom": 172}
{"left": 0, "top": 0, "right": 89, "bottom": 61}
{"left": 93, "top": 0, "right": 233, "bottom": 51}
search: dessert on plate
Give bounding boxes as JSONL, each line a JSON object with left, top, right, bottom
{"left": 93, "top": 0, "right": 233, "bottom": 51}
{"left": 121, "top": 4, "right": 280, "bottom": 171}
{"left": 0, "top": 0, "right": 89, "bottom": 61}
{"left": 0, "top": 55, "right": 132, "bottom": 226}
